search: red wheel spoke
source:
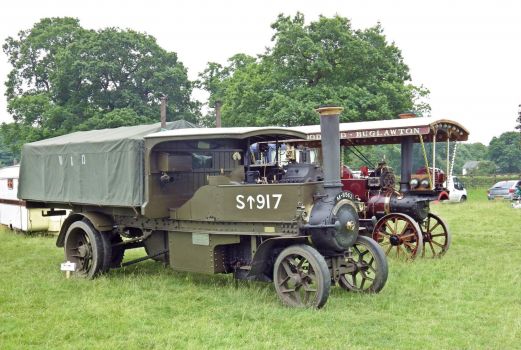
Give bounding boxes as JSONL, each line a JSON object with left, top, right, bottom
{"left": 377, "top": 230, "right": 390, "bottom": 238}
{"left": 403, "top": 241, "right": 416, "bottom": 251}
{"left": 398, "top": 222, "right": 410, "bottom": 236}
{"left": 400, "top": 232, "right": 416, "bottom": 240}
{"left": 399, "top": 245, "right": 411, "bottom": 259}
{"left": 385, "top": 221, "right": 395, "bottom": 234}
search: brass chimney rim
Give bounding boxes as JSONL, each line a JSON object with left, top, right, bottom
{"left": 316, "top": 106, "right": 344, "bottom": 117}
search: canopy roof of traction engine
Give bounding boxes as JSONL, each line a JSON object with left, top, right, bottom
{"left": 290, "top": 117, "right": 469, "bottom": 146}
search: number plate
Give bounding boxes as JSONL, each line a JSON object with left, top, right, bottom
{"left": 335, "top": 191, "right": 354, "bottom": 202}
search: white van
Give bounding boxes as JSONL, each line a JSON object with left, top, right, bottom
{"left": 446, "top": 176, "right": 467, "bottom": 202}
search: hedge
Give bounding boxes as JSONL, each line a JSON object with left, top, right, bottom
{"left": 458, "top": 175, "right": 521, "bottom": 189}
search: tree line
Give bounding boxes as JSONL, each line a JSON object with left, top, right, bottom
{"left": 1, "top": 14, "right": 519, "bottom": 174}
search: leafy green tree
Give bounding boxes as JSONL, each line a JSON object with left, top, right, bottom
{"left": 200, "top": 13, "right": 429, "bottom": 127}
{"left": 488, "top": 132, "right": 521, "bottom": 174}
{"left": 2, "top": 17, "right": 199, "bottom": 156}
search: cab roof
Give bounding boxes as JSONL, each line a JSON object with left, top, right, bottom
{"left": 145, "top": 126, "right": 307, "bottom": 143}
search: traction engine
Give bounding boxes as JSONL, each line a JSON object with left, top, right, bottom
{"left": 342, "top": 162, "right": 451, "bottom": 260}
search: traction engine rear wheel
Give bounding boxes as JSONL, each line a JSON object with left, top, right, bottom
{"left": 273, "top": 244, "right": 331, "bottom": 309}
{"left": 338, "top": 235, "right": 388, "bottom": 293}
{"left": 372, "top": 213, "right": 423, "bottom": 260}
{"left": 420, "top": 213, "right": 451, "bottom": 258}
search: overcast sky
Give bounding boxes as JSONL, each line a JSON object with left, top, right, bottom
{"left": 1, "top": 0, "right": 520, "bottom": 144}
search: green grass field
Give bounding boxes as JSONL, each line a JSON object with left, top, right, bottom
{"left": 1, "top": 189, "right": 520, "bottom": 349}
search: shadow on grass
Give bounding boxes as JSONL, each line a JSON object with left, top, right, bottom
{"left": 107, "top": 258, "right": 272, "bottom": 292}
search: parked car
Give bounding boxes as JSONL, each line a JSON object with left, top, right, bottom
{"left": 487, "top": 180, "right": 520, "bottom": 200}
{"left": 447, "top": 176, "right": 467, "bottom": 202}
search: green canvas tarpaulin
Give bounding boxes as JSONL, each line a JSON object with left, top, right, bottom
{"left": 18, "top": 120, "right": 195, "bottom": 207}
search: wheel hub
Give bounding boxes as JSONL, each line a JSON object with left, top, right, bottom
{"left": 290, "top": 274, "right": 303, "bottom": 286}
{"left": 77, "top": 244, "right": 91, "bottom": 258}
{"left": 390, "top": 235, "right": 401, "bottom": 246}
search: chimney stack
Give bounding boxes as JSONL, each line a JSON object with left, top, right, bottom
{"left": 316, "top": 106, "right": 343, "bottom": 191}
{"left": 160, "top": 95, "right": 168, "bottom": 129}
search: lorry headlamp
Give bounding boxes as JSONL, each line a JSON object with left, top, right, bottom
{"left": 409, "top": 179, "right": 419, "bottom": 188}
{"left": 421, "top": 179, "right": 430, "bottom": 188}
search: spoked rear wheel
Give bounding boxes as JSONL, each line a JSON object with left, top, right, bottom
{"left": 372, "top": 213, "right": 423, "bottom": 261}
{"left": 338, "top": 235, "right": 388, "bottom": 293}
{"left": 420, "top": 213, "right": 451, "bottom": 258}
{"left": 64, "top": 221, "right": 104, "bottom": 279}
{"left": 273, "top": 244, "right": 331, "bottom": 309}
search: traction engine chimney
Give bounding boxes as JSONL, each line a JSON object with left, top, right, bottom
{"left": 316, "top": 106, "right": 343, "bottom": 194}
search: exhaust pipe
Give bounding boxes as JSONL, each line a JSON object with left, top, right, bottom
{"left": 316, "top": 106, "right": 343, "bottom": 193}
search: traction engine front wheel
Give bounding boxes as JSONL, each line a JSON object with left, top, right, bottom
{"left": 273, "top": 244, "right": 331, "bottom": 309}
{"left": 372, "top": 213, "right": 423, "bottom": 260}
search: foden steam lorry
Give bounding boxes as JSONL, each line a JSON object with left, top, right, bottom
{"left": 19, "top": 107, "right": 388, "bottom": 308}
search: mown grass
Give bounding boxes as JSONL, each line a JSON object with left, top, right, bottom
{"left": 0, "top": 188, "right": 520, "bottom": 349}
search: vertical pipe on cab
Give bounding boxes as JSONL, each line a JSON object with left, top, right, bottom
{"left": 316, "top": 106, "right": 343, "bottom": 193}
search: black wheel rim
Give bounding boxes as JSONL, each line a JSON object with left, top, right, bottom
{"left": 65, "top": 228, "right": 93, "bottom": 274}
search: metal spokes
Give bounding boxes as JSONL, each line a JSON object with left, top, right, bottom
{"left": 341, "top": 244, "right": 377, "bottom": 291}
{"left": 420, "top": 213, "right": 451, "bottom": 258}
{"left": 338, "top": 235, "right": 388, "bottom": 293}
{"left": 274, "top": 245, "right": 330, "bottom": 308}
{"left": 66, "top": 230, "right": 93, "bottom": 273}
{"left": 372, "top": 213, "right": 423, "bottom": 260}
{"left": 277, "top": 254, "right": 319, "bottom": 306}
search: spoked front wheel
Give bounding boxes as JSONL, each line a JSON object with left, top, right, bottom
{"left": 338, "top": 235, "right": 388, "bottom": 293}
{"left": 420, "top": 213, "right": 451, "bottom": 258}
{"left": 372, "top": 213, "right": 423, "bottom": 260}
{"left": 273, "top": 244, "right": 331, "bottom": 309}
